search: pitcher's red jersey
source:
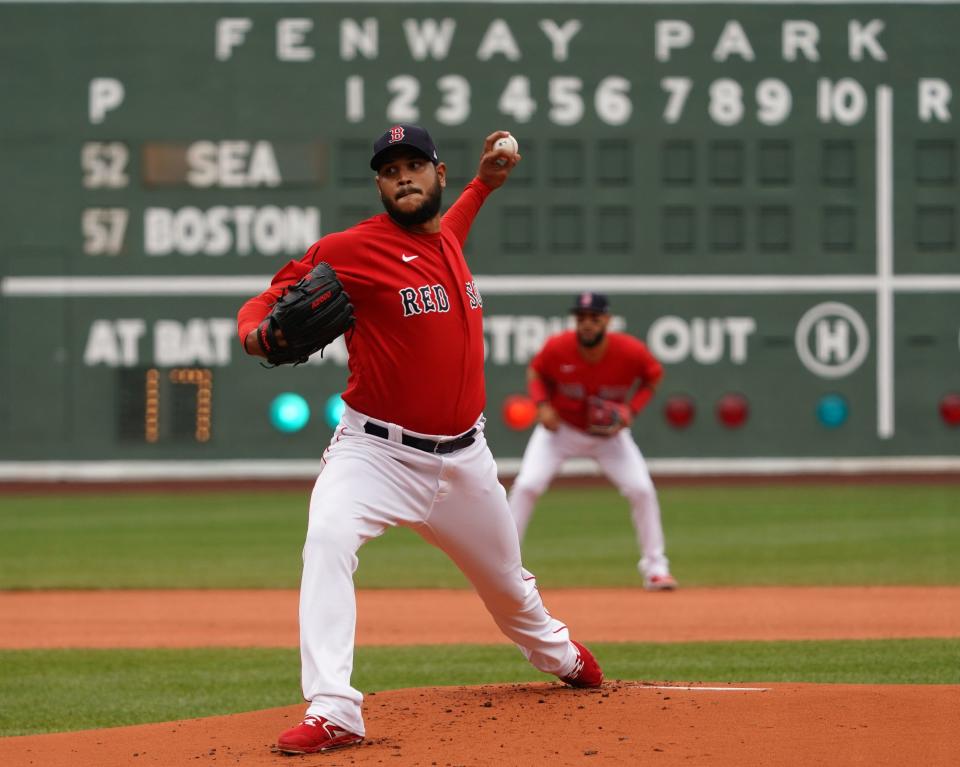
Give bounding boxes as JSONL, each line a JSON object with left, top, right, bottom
{"left": 238, "top": 179, "right": 492, "bottom": 435}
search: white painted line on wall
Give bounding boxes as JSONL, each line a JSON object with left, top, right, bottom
{"left": 3, "top": 456, "right": 960, "bottom": 482}
{"left": 8, "top": 273, "right": 960, "bottom": 298}
{"left": 892, "top": 275, "right": 960, "bottom": 291}
{"left": 875, "top": 85, "right": 895, "bottom": 440}
{"left": 534, "top": 456, "right": 960, "bottom": 477}
{"left": 4, "top": 0, "right": 957, "bottom": 6}
{"left": 0, "top": 276, "right": 267, "bottom": 297}
{"left": 476, "top": 275, "right": 880, "bottom": 294}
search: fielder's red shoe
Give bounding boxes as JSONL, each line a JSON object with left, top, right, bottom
{"left": 276, "top": 714, "right": 362, "bottom": 754}
{"left": 559, "top": 640, "right": 604, "bottom": 688}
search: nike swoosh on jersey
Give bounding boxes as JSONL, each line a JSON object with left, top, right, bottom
{"left": 401, "top": 253, "right": 419, "bottom": 262}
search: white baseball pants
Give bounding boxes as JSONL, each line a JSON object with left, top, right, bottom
{"left": 299, "top": 404, "right": 579, "bottom": 736}
{"left": 508, "top": 423, "right": 670, "bottom": 579}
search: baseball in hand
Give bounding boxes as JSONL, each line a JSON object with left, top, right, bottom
{"left": 493, "top": 134, "right": 519, "bottom": 166}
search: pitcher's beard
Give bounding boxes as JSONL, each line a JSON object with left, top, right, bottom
{"left": 383, "top": 181, "right": 443, "bottom": 227}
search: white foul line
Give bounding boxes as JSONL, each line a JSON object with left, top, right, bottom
{"left": 875, "top": 86, "right": 895, "bottom": 440}
{"left": 642, "top": 686, "right": 770, "bottom": 692}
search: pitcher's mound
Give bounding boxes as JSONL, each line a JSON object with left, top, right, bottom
{"left": 4, "top": 681, "right": 957, "bottom": 766}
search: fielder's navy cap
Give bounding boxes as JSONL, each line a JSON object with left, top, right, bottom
{"left": 370, "top": 124, "right": 440, "bottom": 171}
{"left": 571, "top": 292, "right": 610, "bottom": 314}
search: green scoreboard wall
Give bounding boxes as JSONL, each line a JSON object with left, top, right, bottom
{"left": 1, "top": 1, "right": 959, "bottom": 477}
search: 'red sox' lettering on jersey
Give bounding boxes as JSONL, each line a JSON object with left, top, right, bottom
{"left": 465, "top": 280, "right": 483, "bottom": 309}
{"left": 237, "top": 178, "right": 493, "bottom": 435}
{"left": 398, "top": 284, "right": 451, "bottom": 316}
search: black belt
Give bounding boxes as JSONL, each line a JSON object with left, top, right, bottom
{"left": 363, "top": 422, "right": 476, "bottom": 454}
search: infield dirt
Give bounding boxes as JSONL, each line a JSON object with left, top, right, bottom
{"left": 2, "top": 586, "right": 958, "bottom": 648}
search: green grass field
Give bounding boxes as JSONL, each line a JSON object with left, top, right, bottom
{"left": 1, "top": 485, "right": 958, "bottom": 589}
{"left": 0, "top": 483, "right": 958, "bottom": 736}
{"left": 2, "top": 641, "right": 958, "bottom": 737}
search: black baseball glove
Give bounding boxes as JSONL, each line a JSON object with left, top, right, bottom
{"left": 256, "top": 262, "right": 355, "bottom": 366}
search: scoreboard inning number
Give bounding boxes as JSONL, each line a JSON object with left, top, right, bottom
{"left": 344, "top": 73, "right": 949, "bottom": 128}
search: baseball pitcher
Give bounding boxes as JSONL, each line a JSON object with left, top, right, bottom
{"left": 509, "top": 292, "right": 677, "bottom": 591}
{"left": 237, "top": 125, "right": 602, "bottom": 755}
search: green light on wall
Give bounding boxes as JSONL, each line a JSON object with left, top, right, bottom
{"left": 816, "top": 394, "right": 849, "bottom": 428}
{"left": 324, "top": 393, "right": 346, "bottom": 428}
{"left": 269, "top": 393, "right": 311, "bottom": 433}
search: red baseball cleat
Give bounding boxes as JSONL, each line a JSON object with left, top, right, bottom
{"left": 644, "top": 574, "right": 679, "bottom": 591}
{"left": 559, "top": 640, "right": 604, "bottom": 688}
{"left": 276, "top": 714, "right": 362, "bottom": 754}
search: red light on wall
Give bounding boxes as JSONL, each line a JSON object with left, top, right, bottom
{"left": 940, "top": 393, "right": 960, "bottom": 426}
{"left": 664, "top": 395, "right": 695, "bottom": 429}
{"left": 502, "top": 394, "right": 538, "bottom": 430}
{"left": 716, "top": 393, "right": 749, "bottom": 428}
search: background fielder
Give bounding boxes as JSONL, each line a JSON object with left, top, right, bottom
{"left": 508, "top": 292, "right": 677, "bottom": 591}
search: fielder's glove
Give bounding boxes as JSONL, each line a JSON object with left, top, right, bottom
{"left": 256, "top": 262, "right": 355, "bottom": 366}
{"left": 586, "top": 395, "right": 632, "bottom": 435}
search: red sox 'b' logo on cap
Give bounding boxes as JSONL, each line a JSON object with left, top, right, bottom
{"left": 389, "top": 126, "right": 405, "bottom": 143}
{"left": 580, "top": 293, "right": 593, "bottom": 307}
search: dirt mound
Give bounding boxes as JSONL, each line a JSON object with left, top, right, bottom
{"left": 3, "top": 681, "right": 957, "bottom": 766}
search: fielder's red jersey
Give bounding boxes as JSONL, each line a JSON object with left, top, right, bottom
{"left": 237, "top": 178, "right": 492, "bottom": 436}
{"left": 531, "top": 331, "right": 663, "bottom": 431}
